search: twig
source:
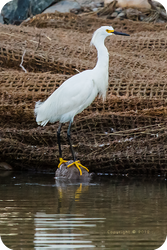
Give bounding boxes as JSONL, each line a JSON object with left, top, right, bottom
{"left": 43, "top": 34, "right": 51, "bottom": 41}
{"left": 20, "top": 50, "right": 27, "bottom": 73}
{"left": 97, "top": 123, "right": 166, "bottom": 136}
{"left": 97, "top": 0, "right": 117, "bottom": 17}
{"left": 36, "top": 32, "right": 41, "bottom": 51}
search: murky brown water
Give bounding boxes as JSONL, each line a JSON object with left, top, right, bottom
{"left": 0, "top": 171, "right": 167, "bottom": 250}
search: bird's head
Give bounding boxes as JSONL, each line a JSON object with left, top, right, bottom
{"left": 90, "top": 26, "right": 129, "bottom": 47}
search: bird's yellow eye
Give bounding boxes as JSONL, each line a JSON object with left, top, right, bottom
{"left": 106, "top": 29, "right": 114, "bottom": 33}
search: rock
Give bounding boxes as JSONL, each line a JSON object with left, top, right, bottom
{"left": 95, "top": 3, "right": 103, "bottom": 8}
{"left": 44, "top": 0, "right": 104, "bottom": 14}
{"left": 139, "top": 15, "right": 145, "bottom": 21}
{"left": 55, "top": 160, "right": 91, "bottom": 180}
{"left": 0, "top": 162, "right": 12, "bottom": 170}
{"left": 116, "top": 11, "right": 126, "bottom": 19}
{"left": 44, "top": 0, "right": 80, "bottom": 14}
{"left": 92, "top": 8, "right": 98, "bottom": 12}
{"left": 0, "top": 13, "right": 4, "bottom": 24}
{"left": 1, "top": 0, "right": 103, "bottom": 24}
{"left": 110, "top": 11, "right": 118, "bottom": 18}
{"left": 115, "top": 7, "right": 123, "bottom": 13}
{"left": 126, "top": 8, "right": 143, "bottom": 21}
{"left": 1, "top": 0, "right": 59, "bottom": 24}
{"left": 156, "top": 19, "right": 165, "bottom": 23}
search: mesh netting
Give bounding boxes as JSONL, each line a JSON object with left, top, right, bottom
{"left": 1, "top": 12, "right": 167, "bottom": 174}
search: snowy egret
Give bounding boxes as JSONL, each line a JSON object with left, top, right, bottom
{"left": 35, "top": 26, "right": 129, "bottom": 175}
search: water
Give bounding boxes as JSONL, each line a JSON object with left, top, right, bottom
{"left": 0, "top": 171, "right": 167, "bottom": 250}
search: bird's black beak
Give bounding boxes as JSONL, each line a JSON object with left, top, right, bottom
{"left": 113, "top": 31, "right": 130, "bottom": 36}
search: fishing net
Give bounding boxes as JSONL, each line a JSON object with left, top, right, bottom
{"left": 1, "top": 12, "right": 167, "bottom": 175}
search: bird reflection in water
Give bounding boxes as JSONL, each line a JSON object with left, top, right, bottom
{"left": 34, "top": 179, "right": 97, "bottom": 249}
{"left": 55, "top": 180, "right": 90, "bottom": 214}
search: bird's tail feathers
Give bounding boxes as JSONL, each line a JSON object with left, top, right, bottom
{"left": 38, "top": 119, "right": 49, "bottom": 126}
{"left": 34, "top": 100, "right": 49, "bottom": 126}
{"left": 34, "top": 100, "right": 43, "bottom": 115}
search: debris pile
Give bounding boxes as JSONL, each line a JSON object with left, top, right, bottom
{"left": 98, "top": 0, "right": 167, "bottom": 23}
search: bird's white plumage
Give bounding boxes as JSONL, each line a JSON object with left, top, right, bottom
{"left": 35, "top": 26, "right": 114, "bottom": 126}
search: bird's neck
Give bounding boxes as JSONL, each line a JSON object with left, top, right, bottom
{"left": 94, "top": 40, "right": 109, "bottom": 69}
{"left": 92, "top": 39, "right": 109, "bottom": 100}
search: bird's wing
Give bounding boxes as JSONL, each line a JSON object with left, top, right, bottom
{"left": 45, "top": 70, "right": 97, "bottom": 121}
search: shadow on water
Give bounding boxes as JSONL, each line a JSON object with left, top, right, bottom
{"left": 0, "top": 171, "right": 167, "bottom": 249}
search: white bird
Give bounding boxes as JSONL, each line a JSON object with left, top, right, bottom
{"left": 34, "top": 26, "right": 129, "bottom": 175}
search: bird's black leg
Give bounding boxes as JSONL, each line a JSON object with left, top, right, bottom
{"left": 67, "top": 121, "right": 76, "bottom": 162}
{"left": 66, "top": 121, "right": 89, "bottom": 175}
{"left": 57, "top": 123, "right": 62, "bottom": 158}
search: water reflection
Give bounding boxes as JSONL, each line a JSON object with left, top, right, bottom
{"left": 34, "top": 181, "right": 104, "bottom": 249}
{"left": 34, "top": 212, "right": 99, "bottom": 249}
{"left": 0, "top": 172, "right": 166, "bottom": 249}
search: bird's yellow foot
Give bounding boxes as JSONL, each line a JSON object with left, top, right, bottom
{"left": 67, "top": 160, "right": 89, "bottom": 176}
{"left": 58, "top": 158, "right": 68, "bottom": 168}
